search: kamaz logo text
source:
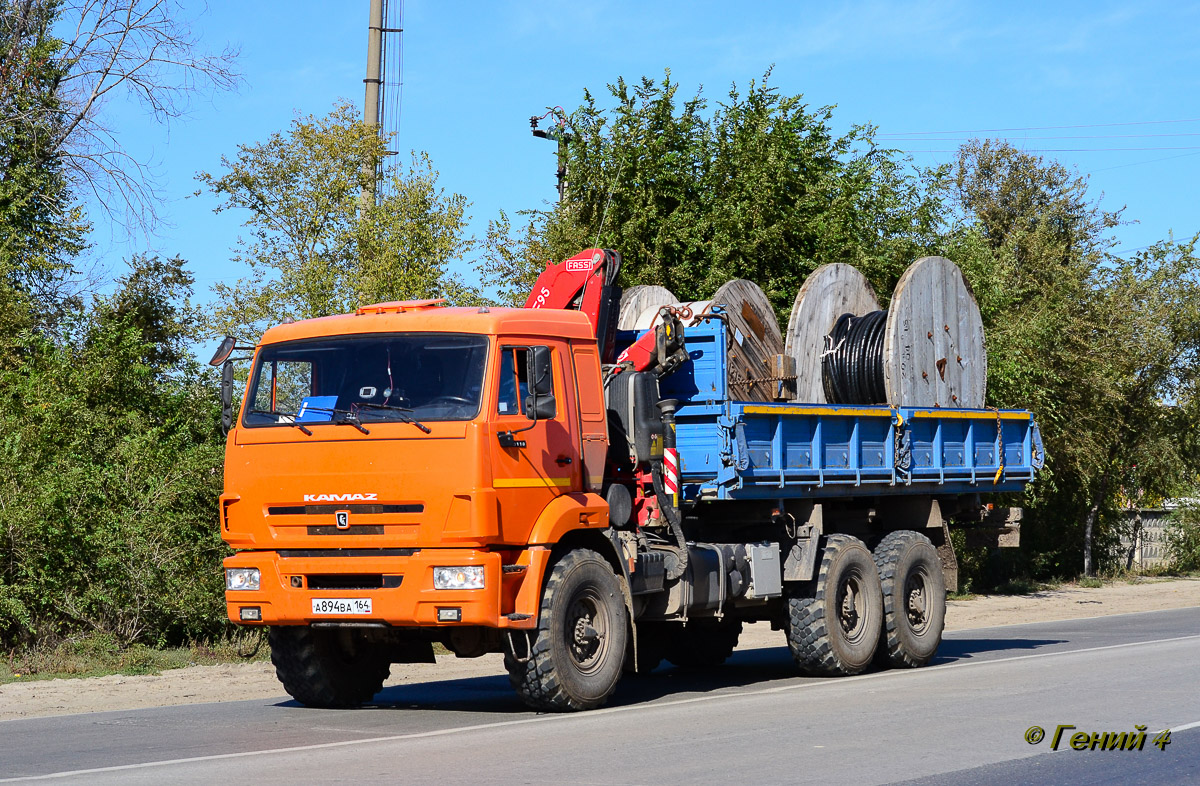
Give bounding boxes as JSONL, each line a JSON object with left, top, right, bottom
{"left": 303, "top": 493, "right": 378, "bottom": 502}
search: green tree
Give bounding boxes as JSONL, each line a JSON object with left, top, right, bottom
{"left": 940, "top": 140, "right": 1200, "bottom": 576}
{"left": 0, "top": 0, "right": 89, "bottom": 342}
{"left": 94, "top": 253, "right": 199, "bottom": 369}
{"left": 0, "top": 255, "right": 227, "bottom": 647}
{"left": 1, "top": 0, "right": 237, "bottom": 341}
{"left": 197, "top": 102, "right": 479, "bottom": 340}
{"left": 0, "top": 2, "right": 238, "bottom": 649}
{"left": 38, "top": 0, "right": 239, "bottom": 229}
{"left": 1165, "top": 503, "right": 1200, "bottom": 572}
{"left": 480, "top": 70, "right": 944, "bottom": 316}
{"left": 1077, "top": 242, "right": 1200, "bottom": 572}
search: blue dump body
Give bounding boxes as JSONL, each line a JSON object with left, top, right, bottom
{"left": 618, "top": 314, "right": 1044, "bottom": 503}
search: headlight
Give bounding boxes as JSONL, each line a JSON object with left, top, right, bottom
{"left": 226, "top": 568, "right": 261, "bottom": 591}
{"left": 433, "top": 566, "right": 485, "bottom": 590}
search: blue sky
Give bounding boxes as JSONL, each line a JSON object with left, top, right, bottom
{"left": 89, "top": 0, "right": 1200, "bottom": 308}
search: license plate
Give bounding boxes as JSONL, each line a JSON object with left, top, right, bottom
{"left": 311, "top": 598, "right": 372, "bottom": 615}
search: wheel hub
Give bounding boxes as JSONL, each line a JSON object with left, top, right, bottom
{"left": 574, "top": 619, "right": 601, "bottom": 645}
{"left": 905, "top": 571, "right": 930, "bottom": 633}
{"left": 837, "top": 573, "right": 867, "bottom": 641}
{"left": 567, "top": 595, "right": 607, "bottom": 671}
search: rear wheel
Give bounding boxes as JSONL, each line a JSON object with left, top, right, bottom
{"left": 873, "top": 530, "right": 945, "bottom": 668}
{"left": 785, "top": 535, "right": 883, "bottom": 676}
{"left": 269, "top": 626, "right": 391, "bottom": 708}
{"left": 664, "top": 619, "right": 743, "bottom": 668}
{"left": 505, "top": 549, "right": 629, "bottom": 711}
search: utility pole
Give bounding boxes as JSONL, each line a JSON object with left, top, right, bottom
{"left": 361, "top": 0, "right": 384, "bottom": 208}
{"left": 530, "top": 108, "right": 571, "bottom": 201}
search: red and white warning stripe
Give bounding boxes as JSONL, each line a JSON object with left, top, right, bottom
{"left": 663, "top": 448, "right": 680, "bottom": 505}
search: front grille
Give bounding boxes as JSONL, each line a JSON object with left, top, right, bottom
{"left": 307, "top": 574, "right": 403, "bottom": 590}
{"left": 268, "top": 504, "right": 423, "bottom": 516}
{"left": 306, "top": 525, "right": 385, "bottom": 536}
{"left": 278, "top": 548, "right": 420, "bottom": 558}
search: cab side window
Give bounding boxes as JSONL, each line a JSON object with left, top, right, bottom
{"left": 496, "top": 347, "right": 532, "bottom": 415}
{"left": 253, "top": 360, "right": 313, "bottom": 413}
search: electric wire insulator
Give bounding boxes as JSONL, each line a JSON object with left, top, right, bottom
{"left": 821, "top": 310, "right": 888, "bottom": 405}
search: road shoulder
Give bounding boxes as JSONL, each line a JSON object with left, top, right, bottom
{"left": 2, "top": 577, "right": 1197, "bottom": 723}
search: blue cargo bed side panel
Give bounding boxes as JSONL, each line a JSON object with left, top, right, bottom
{"left": 675, "top": 403, "right": 1042, "bottom": 501}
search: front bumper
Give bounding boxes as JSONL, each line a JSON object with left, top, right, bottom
{"left": 224, "top": 547, "right": 547, "bottom": 629}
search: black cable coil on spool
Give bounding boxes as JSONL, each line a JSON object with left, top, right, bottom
{"left": 822, "top": 310, "right": 888, "bottom": 405}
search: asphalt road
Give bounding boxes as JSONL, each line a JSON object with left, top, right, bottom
{"left": 2, "top": 608, "right": 1198, "bottom": 785}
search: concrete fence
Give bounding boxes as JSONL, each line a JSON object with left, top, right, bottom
{"left": 1119, "top": 509, "right": 1171, "bottom": 571}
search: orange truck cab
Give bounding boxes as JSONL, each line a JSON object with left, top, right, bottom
{"left": 222, "top": 302, "right": 613, "bottom": 646}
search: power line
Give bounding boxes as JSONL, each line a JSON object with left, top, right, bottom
{"left": 1093, "top": 150, "right": 1200, "bottom": 172}
{"left": 878, "top": 118, "right": 1200, "bottom": 137}
{"left": 379, "top": 0, "right": 404, "bottom": 183}
{"left": 898, "top": 146, "right": 1200, "bottom": 153}
{"left": 887, "top": 132, "right": 1200, "bottom": 141}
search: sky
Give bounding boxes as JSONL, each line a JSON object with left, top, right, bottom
{"left": 86, "top": 0, "right": 1200, "bottom": 316}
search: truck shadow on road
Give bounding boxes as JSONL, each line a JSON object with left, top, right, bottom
{"left": 315, "top": 638, "right": 1067, "bottom": 715}
{"left": 931, "top": 637, "right": 1066, "bottom": 665}
{"left": 353, "top": 647, "right": 804, "bottom": 714}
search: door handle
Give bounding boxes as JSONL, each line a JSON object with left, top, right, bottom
{"left": 556, "top": 456, "right": 573, "bottom": 466}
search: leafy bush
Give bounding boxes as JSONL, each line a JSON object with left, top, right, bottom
{"left": 1165, "top": 505, "right": 1200, "bottom": 572}
{"left": 0, "top": 258, "right": 229, "bottom": 649}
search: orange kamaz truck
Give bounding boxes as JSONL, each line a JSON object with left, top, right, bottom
{"left": 213, "top": 249, "right": 1043, "bottom": 711}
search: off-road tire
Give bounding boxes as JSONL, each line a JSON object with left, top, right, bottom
{"left": 664, "top": 619, "right": 743, "bottom": 668}
{"left": 504, "top": 549, "right": 629, "bottom": 711}
{"left": 785, "top": 535, "right": 883, "bottom": 676}
{"left": 873, "top": 530, "right": 946, "bottom": 668}
{"left": 269, "top": 626, "right": 391, "bottom": 708}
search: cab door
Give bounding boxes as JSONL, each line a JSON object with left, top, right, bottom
{"left": 571, "top": 342, "right": 608, "bottom": 493}
{"left": 490, "top": 341, "right": 580, "bottom": 543}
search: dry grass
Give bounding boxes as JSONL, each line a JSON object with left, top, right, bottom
{"left": 1, "top": 630, "right": 268, "bottom": 684}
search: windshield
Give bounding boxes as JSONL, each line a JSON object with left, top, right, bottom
{"left": 243, "top": 333, "right": 489, "bottom": 428}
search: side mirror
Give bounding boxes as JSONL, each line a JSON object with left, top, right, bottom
{"left": 527, "top": 346, "right": 553, "bottom": 396}
{"left": 209, "top": 336, "right": 237, "bottom": 367}
{"left": 526, "top": 394, "right": 556, "bottom": 420}
{"left": 221, "top": 360, "right": 235, "bottom": 433}
{"left": 524, "top": 346, "right": 556, "bottom": 421}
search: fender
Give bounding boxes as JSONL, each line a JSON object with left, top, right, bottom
{"left": 503, "top": 547, "right": 553, "bottom": 628}
{"left": 502, "top": 492, "right": 613, "bottom": 629}
{"left": 527, "top": 492, "right": 609, "bottom": 546}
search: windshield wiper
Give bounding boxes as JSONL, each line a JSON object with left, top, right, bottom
{"left": 246, "top": 409, "right": 313, "bottom": 436}
{"left": 354, "top": 403, "right": 433, "bottom": 434}
{"left": 296, "top": 405, "right": 373, "bottom": 435}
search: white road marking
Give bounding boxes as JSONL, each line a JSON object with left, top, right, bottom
{"left": 942, "top": 602, "right": 1200, "bottom": 632}
{"left": 3, "top": 633, "right": 1199, "bottom": 782}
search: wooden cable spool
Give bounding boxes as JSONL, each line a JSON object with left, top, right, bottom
{"left": 784, "top": 264, "right": 881, "bottom": 404}
{"left": 617, "top": 285, "right": 677, "bottom": 330}
{"left": 884, "top": 256, "right": 987, "bottom": 408}
{"left": 709, "top": 279, "right": 785, "bottom": 403}
{"left": 622, "top": 280, "right": 783, "bottom": 402}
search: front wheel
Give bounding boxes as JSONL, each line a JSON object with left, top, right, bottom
{"left": 785, "top": 535, "right": 883, "bottom": 676}
{"left": 873, "top": 530, "right": 946, "bottom": 668}
{"left": 505, "top": 549, "right": 629, "bottom": 711}
{"left": 269, "top": 627, "right": 391, "bottom": 708}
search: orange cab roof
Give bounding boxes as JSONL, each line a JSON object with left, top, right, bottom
{"left": 258, "top": 305, "right": 596, "bottom": 346}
